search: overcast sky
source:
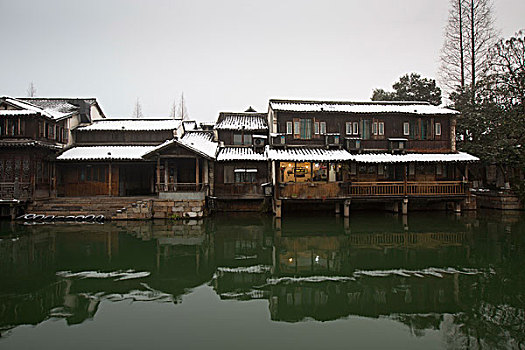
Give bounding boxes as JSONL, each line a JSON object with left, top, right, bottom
{"left": 1, "top": 0, "right": 523, "bottom": 121}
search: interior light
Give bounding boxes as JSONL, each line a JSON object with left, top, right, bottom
{"left": 315, "top": 256, "right": 320, "bottom": 263}
{"left": 288, "top": 257, "right": 293, "bottom": 263}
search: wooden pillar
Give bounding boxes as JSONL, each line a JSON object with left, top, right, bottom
{"left": 275, "top": 199, "right": 282, "bottom": 218}
{"left": 343, "top": 199, "right": 351, "bottom": 217}
{"left": 335, "top": 202, "right": 341, "bottom": 215}
{"left": 195, "top": 157, "right": 200, "bottom": 189}
{"left": 164, "top": 159, "right": 168, "bottom": 191}
{"left": 402, "top": 198, "right": 408, "bottom": 215}
{"left": 465, "top": 164, "right": 469, "bottom": 182}
{"left": 156, "top": 156, "right": 161, "bottom": 194}
{"left": 108, "top": 163, "right": 112, "bottom": 196}
{"left": 403, "top": 164, "right": 408, "bottom": 195}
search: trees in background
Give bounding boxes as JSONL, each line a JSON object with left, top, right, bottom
{"left": 176, "top": 92, "right": 189, "bottom": 120}
{"left": 453, "top": 30, "right": 525, "bottom": 187}
{"left": 132, "top": 98, "right": 143, "bottom": 119}
{"left": 26, "top": 82, "right": 37, "bottom": 97}
{"left": 371, "top": 73, "right": 442, "bottom": 106}
{"left": 439, "top": 0, "right": 497, "bottom": 94}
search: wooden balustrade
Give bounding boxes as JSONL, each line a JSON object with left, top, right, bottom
{"left": 0, "top": 182, "right": 32, "bottom": 200}
{"left": 277, "top": 181, "right": 467, "bottom": 199}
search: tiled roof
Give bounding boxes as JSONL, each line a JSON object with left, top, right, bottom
{"left": 0, "top": 139, "right": 62, "bottom": 149}
{"left": 216, "top": 147, "right": 267, "bottom": 161}
{"left": 145, "top": 131, "right": 218, "bottom": 159}
{"left": 77, "top": 119, "right": 181, "bottom": 131}
{"left": 269, "top": 99, "right": 458, "bottom": 115}
{"left": 348, "top": 152, "right": 479, "bottom": 163}
{"left": 57, "top": 146, "right": 155, "bottom": 161}
{"left": 266, "top": 146, "right": 352, "bottom": 162}
{"left": 215, "top": 112, "right": 268, "bottom": 130}
{"left": 1, "top": 97, "right": 73, "bottom": 120}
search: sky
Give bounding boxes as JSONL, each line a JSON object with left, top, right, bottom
{"left": 0, "top": 0, "right": 523, "bottom": 121}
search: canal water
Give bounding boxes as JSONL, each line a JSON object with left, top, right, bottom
{"left": 0, "top": 211, "right": 524, "bottom": 349}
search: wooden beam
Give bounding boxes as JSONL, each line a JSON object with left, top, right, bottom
{"left": 156, "top": 156, "right": 160, "bottom": 194}
{"left": 195, "top": 158, "right": 200, "bottom": 187}
{"left": 164, "top": 159, "right": 168, "bottom": 191}
{"left": 108, "top": 162, "right": 112, "bottom": 196}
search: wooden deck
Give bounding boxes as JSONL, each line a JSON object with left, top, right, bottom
{"left": 277, "top": 181, "right": 467, "bottom": 200}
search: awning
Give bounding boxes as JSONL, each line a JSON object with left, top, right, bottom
{"left": 348, "top": 152, "right": 479, "bottom": 163}
{"left": 266, "top": 147, "right": 352, "bottom": 162}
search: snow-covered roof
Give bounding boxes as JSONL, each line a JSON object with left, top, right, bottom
{"left": 145, "top": 131, "right": 218, "bottom": 159}
{"left": 216, "top": 147, "right": 267, "bottom": 162}
{"left": 57, "top": 146, "right": 155, "bottom": 161}
{"left": 1, "top": 97, "right": 74, "bottom": 120}
{"left": 77, "top": 119, "right": 181, "bottom": 131}
{"left": 182, "top": 120, "right": 198, "bottom": 131}
{"left": 266, "top": 146, "right": 352, "bottom": 162}
{"left": 215, "top": 112, "right": 268, "bottom": 131}
{"left": 270, "top": 99, "right": 458, "bottom": 115}
{"left": 348, "top": 152, "right": 479, "bottom": 163}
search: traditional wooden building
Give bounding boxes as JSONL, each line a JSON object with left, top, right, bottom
{"left": 0, "top": 97, "right": 105, "bottom": 208}
{"left": 56, "top": 119, "right": 185, "bottom": 197}
{"left": 267, "top": 99, "right": 479, "bottom": 217}
{"left": 213, "top": 111, "right": 270, "bottom": 210}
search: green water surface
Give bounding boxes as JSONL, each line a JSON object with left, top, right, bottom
{"left": 0, "top": 211, "right": 524, "bottom": 349}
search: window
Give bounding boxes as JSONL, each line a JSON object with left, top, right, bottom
{"left": 409, "top": 163, "right": 415, "bottom": 176}
{"left": 361, "top": 120, "right": 371, "bottom": 139}
{"left": 346, "top": 122, "right": 352, "bottom": 135}
{"left": 378, "top": 165, "right": 385, "bottom": 176}
{"left": 286, "top": 121, "right": 293, "bottom": 135}
{"left": 293, "top": 120, "right": 300, "bottom": 139}
{"left": 233, "top": 133, "right": 252, "bottom": 145}
{"left": 320, "top": 122, "right": 326, "bottom": 135}
{"left": 233, "top": 133, "right": 242, "bottom": 145}
{"left": 350, "top": 163, "right": 357, "bottom": 175}
{"left": 352, "top": 122, "right": 359, "bottom": 135}
{"left": 378, "top": 122, "right": 384, "bottom": 136}
{"left": 314, "top": 121, "right": 319, "bottom": 135}
{"left": 403, "top": 122, "right": 410, "bottom": 136}
{"left": 334, "top": 135, "right": 340, "bottom": 144}
{"left": 371, "top": 122, "right": 376, "bottom": 135}
{"left": 435, "top": 122, "right": 442, "bottom": 136}
{"left": 300, "top": 119, "right": 313, "bottom": 139}
{"left": 234, "top": 169, "right": 257, "bottom": 183}
{"left": 436, "top": 163, "right": 443, "bottom": 176}
{"left": 280, "top": 135, "right": 285, "bottom": 144}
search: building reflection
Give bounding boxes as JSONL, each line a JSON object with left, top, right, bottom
{"left": 0, "top": 212, "right": 524, "bottom": 348}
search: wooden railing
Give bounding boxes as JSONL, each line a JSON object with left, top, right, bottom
{"left": 0, "top": 182, "right": 32, "bottom": 200}
{"left": 277, "top": 181, "right": 467, "bottom": 199}
{"left": 349, "top": 181, "right": 466, "bottom": 197}
{"left": 157, "top": 183, "right": 206, "bottom": 193}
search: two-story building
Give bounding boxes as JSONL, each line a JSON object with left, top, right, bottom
{"left": 213, "top": 110, "right": 270, "bottom": 210}
{"left": 0, "top": 97, "right": 105, "bottom": 205}
{"left": 266, "top": 99, "right": 478, "bottom": 217}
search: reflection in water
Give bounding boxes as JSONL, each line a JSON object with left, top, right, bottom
{"left": 0, "top": 211, "right": 524, "bottom": 348}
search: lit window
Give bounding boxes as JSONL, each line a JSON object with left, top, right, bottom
{"left": 435, "top": 122, "right": 442, "bottom": 136}
{"left": 403, "top": 122, "right": 410, "bottom": 136}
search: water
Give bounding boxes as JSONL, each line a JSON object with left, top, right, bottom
{"left": 1, "top": 211, "right": 524, "bottom": 349}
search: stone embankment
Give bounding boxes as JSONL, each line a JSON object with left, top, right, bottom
{"left": 25, "top": 196, "right": 207, "bottom": 220}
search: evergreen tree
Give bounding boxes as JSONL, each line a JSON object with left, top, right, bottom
{"left": 371, "top": 73, "right": 442, "bottom": 105}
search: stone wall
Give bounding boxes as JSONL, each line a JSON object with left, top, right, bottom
{"left": 152, "top": 199, "right": 206, "bottom": 219}
{"left": 476, "top": 191, "right": 523, "bottom": 210}
{"left": 114, "top": 198, "right": 207, "bottom": 220}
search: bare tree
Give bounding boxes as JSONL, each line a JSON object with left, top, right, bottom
{"left": 176, "top": 92, "right": 189, "bottom": 120}
{"left": 169, "top": 98, "right": 178, "bottom": 119}
{"left": 26, "top": 82, "right": 37, "bottom": 97}
{"left": 132, "top": 98, "right": 143, "bottom": 119}
{"left": 439, "top": 0, "right": 497, "bottom": 95}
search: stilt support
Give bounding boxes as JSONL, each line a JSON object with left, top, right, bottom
{"left": 402, "top": 198, "right": 408, "bottom": 215}
{"left": 343, "top": 199, "right": 351, "bottom": 217}
{"left": 275, "top": 199, "right": 282, "bottom": 218}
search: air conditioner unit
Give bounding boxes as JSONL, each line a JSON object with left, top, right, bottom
{"left": 389, "top": 138, "right": 407, "bottom": 153}
{"left": 253, "top": 137, "right": 265, "bottom": 147}
{"left": 325, "top": 133, "right": 340, "bottom": 146}
{"left": 345, "top": 137, "right": 361, "bottom": 151}
{"left": 271, "top": 134, "right": 286, "bottom": 146}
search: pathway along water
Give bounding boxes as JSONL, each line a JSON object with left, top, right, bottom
{"left": 0, "top": 210, "right": 524, "bottom": 349}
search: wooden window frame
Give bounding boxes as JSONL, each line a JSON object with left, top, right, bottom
{"left": 286, "top": 121, "right": 293, "bottom": 135}
{"left": 352, "top": 122, "right": 359, "bottom": 135}
{"left": 435, "top": 122, "right": 442, "bottom": 136}
{"left": 403, "top": 122, "right": 410, "bottom": 136}
{"left": 345, "top": 122, "right": 352, "bottom": 135}
{"left": 378, "top": 121, "right": 384, "bottom": 136}
{"left": 320, "top": 122, "right": 326, "bottom": 135}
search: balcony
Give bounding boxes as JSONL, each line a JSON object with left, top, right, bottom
{"left": 276, "top": 181, "right": 467, "bottom": 200}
